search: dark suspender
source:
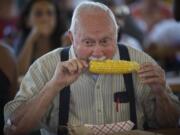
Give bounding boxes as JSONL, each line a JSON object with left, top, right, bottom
{"left": 118, "top": 45, "right": 137, "bottom": 129}
{"left": 58, "top": 47, "right": 70, "bottom": 135}
{"left": 58, "top": 45, "right": 137, "bottom": 135}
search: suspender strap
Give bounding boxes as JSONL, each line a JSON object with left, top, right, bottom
{"left": 58, "top": 47, "right": 70, "bottom": 135}
{"left": 118, "top": 44, "right": 137, "bottom": 129}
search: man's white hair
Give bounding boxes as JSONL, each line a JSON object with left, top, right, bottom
{"left": 69, "top": 1, "right": 118, "bottom": 37}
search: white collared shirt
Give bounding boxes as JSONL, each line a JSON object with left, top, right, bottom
{"left": 4, "top": 45, "right": 180, "bottom": 135}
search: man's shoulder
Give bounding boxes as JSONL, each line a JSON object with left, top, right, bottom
{"left": 28, "top": 47, "right": 65, "bottom": 72}
{"left": 22, "top": 47, "right": 67, "bottom": 85}
{"left": 43, "top": 47, "right": 64, "bottom": 58}
{"left": 122, "top": 45, "right": 156, "bottom": 64}
{"left": 36, "top": 47, "right": 66, "bottom": 63}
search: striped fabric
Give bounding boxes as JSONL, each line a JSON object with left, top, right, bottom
{"left": 4, "top": 45, "right": 179, "bottom": 135}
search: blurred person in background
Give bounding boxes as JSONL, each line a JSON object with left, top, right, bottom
{"left": 144, "top": 0, "right": 180, "bottom": 73}
{"left": 130, "top": 0, "right": 172, "bottom": 38}
{"left": 113, "top": 0, "right": 137, "bottom": 6}
{"left": 14, "top": 0, "right": 67, "bottom": 76}
{"left": 0, "top": 42, "right": 18, "bottom": 135}
{"left": 55, "top": 0, "right": 75, "bottom": 47}
{"left": 94, "top": 0, "right": 144, "bottom": 49}
{"left": 56, "top": 0, "right": 74, "bottom": 27}
{"left": 113, "top": 5, "right": 143, "bottom": 51}
{"left": 0, "top": 0, "right": 19, "bottom": 47}
{"left": 144, "top": 19, "right": 180, "bottom": 72}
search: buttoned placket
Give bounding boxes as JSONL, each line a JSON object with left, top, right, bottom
{"left": 94, "top": 78, "right": 105, "bottom": 124}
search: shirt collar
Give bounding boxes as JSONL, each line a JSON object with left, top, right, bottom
{"left": 70, "top": 45, "right": 76, "bottom": 59}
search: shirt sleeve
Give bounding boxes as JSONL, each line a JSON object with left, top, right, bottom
{"left": 127, "top": 46, "right": 180, "bottom": 128}
{"left": 4, "top": 48, "right": 61, "bottom": 130}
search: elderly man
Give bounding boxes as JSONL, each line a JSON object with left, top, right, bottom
{"left": 4, "top": 1, "right": 180, "bottom": 135}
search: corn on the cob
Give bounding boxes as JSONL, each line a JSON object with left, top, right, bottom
{"left": 89, "top": 60, "right": 140, "bottom": 74}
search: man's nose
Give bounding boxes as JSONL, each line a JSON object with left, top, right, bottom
{"left": 91, "top": 45, "right": 104, "bottom": 57}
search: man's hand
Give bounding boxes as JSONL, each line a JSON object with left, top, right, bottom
{"left": 138, "top": 63, "right": 180, "bottom": 127}
{"left": 50, "top": 58, "right": 88, "bottom": 91}
{"left": 138, "top": 62, "right": 166, "bottom": 95}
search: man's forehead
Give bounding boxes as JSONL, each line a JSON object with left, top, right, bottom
{"left": 72, "top": 8, "right": 117, "bottom": 38}
{"left": 79, "top": 10, "right": 108, "bottom": 20}
{"left": 78, "top": 11, "right": 113, "bottom": 28}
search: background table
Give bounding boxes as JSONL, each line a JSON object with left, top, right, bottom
{"left": 167, "top": 76, "right": 180, "bottom": 93}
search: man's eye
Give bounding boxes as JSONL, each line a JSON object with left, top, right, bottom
{"left": 85, "top": 41, "right": 90, "bottom": 44}
{"left": 100, "top": 40, "right": 109, "bottom": 46}
{"left": 102, "top": 40, "right": 107, "bottom": 43}
{"left": 84, "top": 40, "right": 94, "bottom": 46}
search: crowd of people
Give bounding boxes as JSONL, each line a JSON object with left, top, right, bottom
{"left": 0, "top": 0, "right": 180, "bottom": 135}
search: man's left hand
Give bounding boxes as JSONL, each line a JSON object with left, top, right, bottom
{"left": 138, "top": 62, "right": 166, "bottom": 95}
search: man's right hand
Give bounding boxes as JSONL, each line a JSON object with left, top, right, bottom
{"left": 50, "top": 58, "right": 88, "bottom": 91}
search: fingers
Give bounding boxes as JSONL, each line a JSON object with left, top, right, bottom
{"left": 138, "top": 62, "right": 166, "bottom": 86}
{"left": 140, "top": 77, "right": 165, "bottom": 85}
{"left": 62, "top": 59, "right": 88, "bottom": 75}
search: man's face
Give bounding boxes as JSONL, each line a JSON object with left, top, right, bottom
{"left": 71, "top": 11, "right": 117, "bottom": 61}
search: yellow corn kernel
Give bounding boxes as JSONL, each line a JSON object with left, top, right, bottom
{"left": 89, "top": 60, "right": 140, "bottom": 74}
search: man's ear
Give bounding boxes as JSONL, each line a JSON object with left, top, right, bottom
{"left": 68, "top": 31, "right": 74, "bottom": 43}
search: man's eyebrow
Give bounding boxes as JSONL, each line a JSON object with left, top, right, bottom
{"left": 81, "top": 37, "right": 95, "bottom": 42}
{"left": 81, "top": 34, "right": 114, "bottom": 42}
{"left": 100, "top": 35, "right": 114, "bottom": 40}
